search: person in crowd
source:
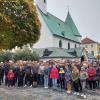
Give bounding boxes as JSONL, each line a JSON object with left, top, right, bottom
{"left": 31, "top": 61, "right": 39, "bottom": 87}
{"left": 3, "top": 61, "right": 10, "bottom": 85}
{"left": 95, "top": 65, "right": 100, "bottom": 89}
{"left": 71, "top": 65, "right": 82, "bottom": 95}
{"left": 7, "top": 69, "right": 15, "bottom": 87}
{"left": 80, "top": 67, "right": 88, "bottom": 98}
{"left": 50, "top": 65, "right": 59, "bottom": 89}
{"left": 0, "top": 63, "right": 3, "bottom": 85}
{"left": 38, "top": 62, "right": 45, "bottom": 86}
{"left": 24, "top": 62, "right": 31, "bottom": 87}
{"left": 87, "top": 63, "right": 96, "bottom": 90}
{"left": 59, "top": 67, "right": 65, "bottom": 90}
{"left": 17, "top": 62, "right": 25, "bottom": 88}
{"left": 44, "top": 62, "right": 49, "bottom": 88}
{"left": 65, "top": 66, "right": 72, "bottom": 94}
{"left": 11, "top": 62, "right": 18, "bottom": 86}
{"left": 0, "top": 62, "right": 4, "bottom": 84}
{"left": 48, "top": 63, "right": 52, "bottom": 87}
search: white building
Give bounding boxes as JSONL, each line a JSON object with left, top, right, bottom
{"left": 33, "top": 0, "right": 82, "bottom": 49}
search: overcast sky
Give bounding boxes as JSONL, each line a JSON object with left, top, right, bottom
{"left": 46, "top": 0, "right": 100, "bottom": 42}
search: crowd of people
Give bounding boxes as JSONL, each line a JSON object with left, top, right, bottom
{"left": 0, "top": 60, "right": 100, "bottom": 99}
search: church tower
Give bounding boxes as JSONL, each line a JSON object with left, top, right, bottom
{"left": 36, "top": 0, "right": 47, "bottom": 14}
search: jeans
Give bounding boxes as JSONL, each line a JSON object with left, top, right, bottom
{"left": 80, "top": 80, "right": 86, "bottom": 89}
{"left": 67, "top": 82, "right": 72, "bottom": 92}
{"left": 73, "top": 79, "right": 82, "bottom": 92}
{"left": 44, "top": 76, "right": 49, "bottom": 87}
{"left": 88, "top": 80, "right": 96, "bottom": 89}
{"left": 39, "top": 74, "right": 44, "bottom": 85}
{"left": 52, "top": 78, "right": 57, "bottom": 89}
{"left": 59, "top": 79, "right": 65, "bottom": 89}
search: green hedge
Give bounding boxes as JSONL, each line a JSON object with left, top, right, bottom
{"left": 0, "top": 50, "right": 39, "bottom": 62}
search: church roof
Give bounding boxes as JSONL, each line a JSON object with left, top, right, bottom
{"left": 33, "top": 47, "right": 75, "bottom": 58}
{"left": 65, "top": 11, "right": 82, "bottom": 37}
{"left": 38, "top": 8, "right": 81, "bottom": 43}
{"left": 82, "top": 37, "right": 97, "bottom": 44}
{"left": 66, "top": 47, "right": 84, "bottom": 57}
{"left": 33, "top": 47, "right": 89, "bottom": 58}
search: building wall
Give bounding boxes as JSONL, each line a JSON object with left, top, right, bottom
{"left": 82, "top": 43, "right": 98, "bottom": 57}
{"left": 53, "top": 36, "right": 80, "bottom": 49}
{"left": 97, "top": 44, "right": 100, "bottom": 55}
{"left": 33, "top": 8, "right": 53, "bottom": 48}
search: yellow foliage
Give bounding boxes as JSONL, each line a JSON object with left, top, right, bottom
{"left": 97, "top": 55, "right": 100, "bottom": 59}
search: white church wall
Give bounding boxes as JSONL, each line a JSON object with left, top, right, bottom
{"left": 33, "top": 8, "right": 53, "bottom": 48}
{"left": 53, "top": 36, "right": 80, "bottom": 49}
{"left": 53, "top": 36, "right": 68, "bottom": 48}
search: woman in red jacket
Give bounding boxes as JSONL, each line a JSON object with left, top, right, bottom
{"left": 50, "top": 65, "right": 59, "bottom": 89}
{"left": 7, "top": 69, "right": 15, "bottom": 87}
{"left": 87, "top": 64, "right": 96, "bottom": 90}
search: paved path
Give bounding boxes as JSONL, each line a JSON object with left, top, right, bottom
{"left": 0, "top": 85, "right": 100, "bottom": 100}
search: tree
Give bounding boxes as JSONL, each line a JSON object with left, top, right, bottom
{"left": 0, "top": 49, "right": 39, "bottom": 62}
{"left": 0, "top": 0, "right": 41, "bottom": 49}
{"left": 97, "top": 55, "right": 100, "bottom": 60}
{"left": 13, "top": 49, "right": 39, "bottom": 61}
{"left": 0, "top": 51, "right": 13, "bottom": 62}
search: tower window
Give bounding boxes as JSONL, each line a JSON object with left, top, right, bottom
{"left": 44, "top": 0, "right": 46, "bottom": 3}
{"left": 68, "top": 42, "right": 70, "bottom": 49}
{"left": 59, "top": 40, "right": 62, "bottom": 48}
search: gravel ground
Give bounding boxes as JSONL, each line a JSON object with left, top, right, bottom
{"left": 0, "top": 85, "right": 100, "bottom": 100}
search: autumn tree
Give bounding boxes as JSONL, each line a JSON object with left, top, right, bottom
{"left": 0, "top": 0, "right": 41, "bottom": 50}
{"left": 97, "top": 55, "right": 100, "bottom": 60}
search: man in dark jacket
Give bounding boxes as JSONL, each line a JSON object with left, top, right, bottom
{"left": 3, "top": 62, "right": 10, "bottom": 85}
{"left": 24, "top": 63, "right": 31, "bottom": 87}
{"left": 0, "top": 64, "right": 3, "bottom": 85}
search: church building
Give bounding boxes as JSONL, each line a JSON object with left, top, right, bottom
{"left": 32, "top": 0, "right": 95, "bottom": 61}
{"left": 34, "top": 0, "right": 82, "bottom": 49}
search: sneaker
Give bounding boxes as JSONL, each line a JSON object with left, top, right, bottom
{"left": 67, "top": 91, "right": 71, "bottom": 94}
{"left": 24, "top": 85, "right": 27, "bottom": 87}
{"left": 30, "top": 85, "right": 32, "bottom": 87}
{"left": 76, "top": 93, "right": 80, "bottom": 96}
{"left": 74, "top": 92, "right": 77, "bottom": 95}
{"left": 83, "top": 95, "right": 86, "bottom": 99}
{"left": 44, "top": 87, "right": 48, "bottom": 88}
{"left": 81, "top": 94, "right": 84, "bottom": 97}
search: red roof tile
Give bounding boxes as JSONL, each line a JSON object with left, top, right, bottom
{"left": 81, "top": 37, "right": 97, "bottom": 44}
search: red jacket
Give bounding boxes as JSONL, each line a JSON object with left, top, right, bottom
{"left": 50, "top": 67, "right": 59, "bottom": 79}
{"left": 87, "top": 67, "right": 96, "bottom": 81}
{"left": 7, "top": 71, "right": 15, "bottom": 80}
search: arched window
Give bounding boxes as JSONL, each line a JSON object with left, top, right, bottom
{"left": 68, "top": 42, "right": 70, "bottom": 49}
{"left": 59, "top": 40, "right": 62, "bottom": 48}
{"left": 75, "top": 44, "right": 77, "bottom": 48}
